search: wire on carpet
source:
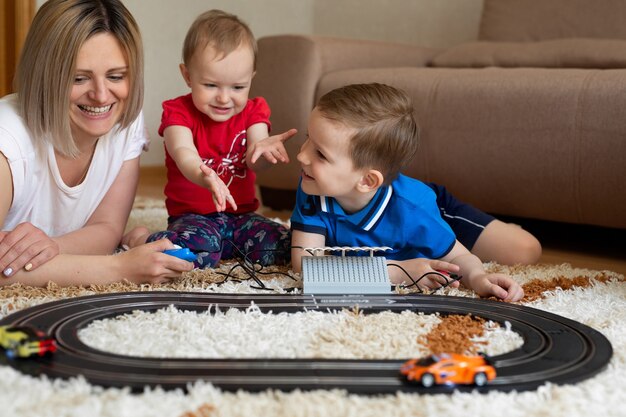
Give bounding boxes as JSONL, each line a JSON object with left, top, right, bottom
{"left": 203, "top": 240, "right": 296, "bottom": 291}
{"left": 388, "top": 263, "right": 462, "bottom": 294}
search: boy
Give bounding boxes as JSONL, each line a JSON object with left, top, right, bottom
{"left": 290, "top": 83, "right": 524, "bottom": 301}
{"left": 125, "top": 10, "right": 296, "bottom": 267}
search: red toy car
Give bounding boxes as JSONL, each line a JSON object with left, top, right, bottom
{"left": 400, "top": 353, "right": 496, "bottom": 387}
{"left": 0, "top": 325, "right": 57, "bottom": 359}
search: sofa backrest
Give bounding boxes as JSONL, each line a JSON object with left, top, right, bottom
{"left": 430, "top": 0, "right": 626, "bottom": 68}
{"left": 479, "top": 0, "right": 626, "bottom": 41}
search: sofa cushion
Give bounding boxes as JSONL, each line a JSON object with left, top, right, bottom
{"left": 431, "top": 38, "right": 626, "bottom": 69}
{"left": 479, "top": 0, "right": 626, "bottom": 41}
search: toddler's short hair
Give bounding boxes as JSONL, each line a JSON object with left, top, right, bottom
{"left": 316, "top": 83, "right": 419, "bottom": 183}
{"left": 182, "top": 9, "right": 257, "bottom": 69}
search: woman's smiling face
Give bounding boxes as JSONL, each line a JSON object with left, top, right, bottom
{"left": 69, "top": 33, "right": 130, "bottom": 142}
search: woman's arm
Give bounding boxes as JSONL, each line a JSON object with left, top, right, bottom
{"left": 1, "top": 152, "right": 61, "bottom": 276}
{"left": 0, "top": 238, "right": 194, "bottom": 287}
{"left": 53, "top": 156, "right": 140, "bottom": 255}
{"left": 1, "top": 152, "right": 194, "bottom": 286}
{"left": 0, "top": 152, "right": 12, "bottom": 224}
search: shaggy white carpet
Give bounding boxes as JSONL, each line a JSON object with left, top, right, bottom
{"left": 77, "top": 305, "right": 523, "bottom": 360}
{"left": 0, "top": 199, "right": 623, "bottom": 417}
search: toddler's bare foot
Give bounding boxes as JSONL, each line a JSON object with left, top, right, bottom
{"left": 122, "top": 226, "right": 150, "bottom": 248}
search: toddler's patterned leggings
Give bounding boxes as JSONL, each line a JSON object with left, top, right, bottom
{"left": 147, "top": 212, "right": 291, "bottom": 268}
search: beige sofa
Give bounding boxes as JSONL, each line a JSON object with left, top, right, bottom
{"left": 250, "top": 0, "right": 626, "bottom": 230}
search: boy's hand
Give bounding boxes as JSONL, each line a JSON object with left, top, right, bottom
{"left": 442, "top": 241, "right": 523, "bottom": 302}
{"left": 467, "top": 272, "right": 524, "bottom": 302}
{"left": 248, "top": 128, "right": 297, "bottom": 164}
{"left": 199, "top": 164, "right": 237, "bottom": 212}
{"left": 388, "top": 258, "right": 461, "bottom": 290}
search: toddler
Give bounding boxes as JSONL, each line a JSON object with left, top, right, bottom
{"left": 126, "top": 10, "right": 296, "bottom": 267}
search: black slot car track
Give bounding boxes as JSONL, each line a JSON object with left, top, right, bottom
{"left": 0, "top": 292, "right": 613, "bottom": 394}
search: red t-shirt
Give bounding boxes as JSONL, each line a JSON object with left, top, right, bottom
{"left": 159, "top": 94, "right": 270, "bottom": 216}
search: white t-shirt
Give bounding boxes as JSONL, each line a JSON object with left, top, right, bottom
{"left": 0, "top": 94, "right": 149, "bottom": 237}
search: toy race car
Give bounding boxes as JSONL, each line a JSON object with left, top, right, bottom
{"left": 0, "top": 325, "right": 57, "bottom": 359}
{"left": 400, "top": 353, "right": 496, "bottom": 387}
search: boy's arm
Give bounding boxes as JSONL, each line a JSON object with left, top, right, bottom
{"left": 163, "top": 126, "right": 235, "bottom": 211}
{"left": 441, "top": 241, "right": 524, "bottom": 301}
{"left": 246, "top": 122, "right": 297, "bottom": 171}
{"left": 290, "top": 229, "right": 326, "bottom": 274}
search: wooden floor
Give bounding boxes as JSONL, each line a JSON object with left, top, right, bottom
{"left": 138, "top": 166, "right": 626, "bottom": 275}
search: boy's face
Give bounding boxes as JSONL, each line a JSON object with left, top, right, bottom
{"left": 297, "top": 108, "right": 366, "bottom": 199}
{"left": 180, "top": 43, "right": 255, "bottom": 122}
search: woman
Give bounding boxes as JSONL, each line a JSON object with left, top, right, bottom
{"left": 0, "top": 0, "right": 193, "bottom": 286}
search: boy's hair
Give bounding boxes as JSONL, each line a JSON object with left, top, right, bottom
{"left": 182, "top": 9, "right": 257, "bottom": 70}
{"left": 14, "top": 0, "right": 144, "bottom": 158}
{"left": 316, "top": 83, "right": 419, "bottom": 184}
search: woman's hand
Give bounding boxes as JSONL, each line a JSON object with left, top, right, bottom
{"left": 116, "top": 239, "right": 195, "bottom": 285}
{"left": 387, "top": 258, "right": 461, "bottom": 290}
{"left": 0, "top": 223, "right": 60, "bottom": 277}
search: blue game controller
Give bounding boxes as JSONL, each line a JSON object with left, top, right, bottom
{"left": 163, "top": 245, "right": 198, "bottom": 262}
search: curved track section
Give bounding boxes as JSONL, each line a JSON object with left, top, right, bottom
{"left": 0, "top": 292, "right": 613, "bottom": 394}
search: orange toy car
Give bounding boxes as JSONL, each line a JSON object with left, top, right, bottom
{"left": 400, "top": 353, "right": 496, "bottom": 387}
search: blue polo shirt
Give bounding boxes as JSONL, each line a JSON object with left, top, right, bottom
{"left": 291, "top": 174, "right": 456, "bottom": 260}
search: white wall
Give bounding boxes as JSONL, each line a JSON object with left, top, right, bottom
{"left": 312, "top": 0, "right": 483, "bottom": 49}
{"left": 36, "top": 0, "right": 484, "bottom": 166}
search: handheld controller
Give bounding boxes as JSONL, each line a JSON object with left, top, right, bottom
{"left": 163, "top": 246, "right": 198, "bottom": 262}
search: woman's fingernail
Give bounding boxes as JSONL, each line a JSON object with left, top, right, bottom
{"left": 24, "top": 263, "right": 33, "bottom": 271}
{"left": 3, "top": 267, "right": 13, "bottom": 277}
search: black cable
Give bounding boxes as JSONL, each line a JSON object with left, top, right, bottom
{"left": 196, "top": 239, "right": 296, "bottom": 291}
{"left": 388, "top": 263, "right": 462, "bottom": 294}
{"left": 290, "top": 245, "right": 317, "bottom": 256}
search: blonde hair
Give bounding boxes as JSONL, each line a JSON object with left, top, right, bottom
{"left": 14, "top": 0, "right": 144, "bottom": 157}
{"left": 182, "top": 9, "right": 257, "bottom": 69}
{"left": 316, "top": 83, "right": 419, "bottom": 184}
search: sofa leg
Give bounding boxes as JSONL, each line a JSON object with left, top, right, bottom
{"left": 259, "top": 186, "right": 297, "bottom": 211}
